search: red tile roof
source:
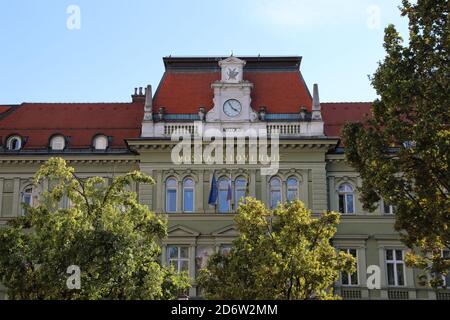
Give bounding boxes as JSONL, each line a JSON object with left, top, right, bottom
{"left": 0, "top": 102, "right": 143, "bottom": 149}
{"left": 153, "top": 70, "right": 312, "bottom": 114}
{"left": 0, "top": 57, "right": 373, "bottom": 151}
{"left": 322, "top": 102, "right": 372, "bottom": 137}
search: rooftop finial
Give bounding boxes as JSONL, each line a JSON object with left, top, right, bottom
{"left": 311, "top": 83, "right": 322, "bottom": 121}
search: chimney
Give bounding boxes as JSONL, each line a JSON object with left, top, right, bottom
{"left": 131, "top": 86, "right": 146, "bottom": 103}
{"left": 143, "top": 85, "right": 153, "bottom": 121}
{"left": 311, "top": 83, "right": 322, "bottom": 121}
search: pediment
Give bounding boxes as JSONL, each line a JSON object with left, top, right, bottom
{"left": 168, "top": 225, "right": 200, "bottom": 237}
{"left": 218, "top": 56, "right": 246, "bottom": 67}
{"left": 211, "top": 224, "right": 239, "bottom": 237}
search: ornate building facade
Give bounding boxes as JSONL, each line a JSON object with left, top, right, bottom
{"left": 0, "top": 56, "right": 447, "bottom": 300}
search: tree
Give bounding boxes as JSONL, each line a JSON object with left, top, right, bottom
{"left": 342, "top": 0, "right": 449, "bottom": 287}
{"left": 197, "top": 198, "right": 355, "bottom": 300}
{"left": 0, "top": 157, "right": 190, "bottom": 299}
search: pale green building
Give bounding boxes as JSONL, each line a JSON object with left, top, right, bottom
{"left": 0, "top": 56, "right": 447, "bottom": 300}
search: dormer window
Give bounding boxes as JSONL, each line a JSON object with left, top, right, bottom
{"left": 93, "top": 135, "right": 108, "bottom": 150}
{"left": 50, "top": 135, "right": 66, "bottom": 150}
{"left": 6, "top": 135, "right": 22, "bottom": 150}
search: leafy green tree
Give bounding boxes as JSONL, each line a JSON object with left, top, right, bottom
{"left": 0, "top": 157, "right": 190, "bottom": 299}
{"left": 198, "top": 198, "right": 355, "bottom": 300}
{"left": 343, "top": 0, "right": 449, "bottom": 287}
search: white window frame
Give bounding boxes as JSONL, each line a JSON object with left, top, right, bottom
{"left": 269, "top": 177, "right": 282, "bottom": 209}
{"left": 93, "top": 135, "right": 108, "bottom": 150}
{"left": 385, "top": 249, "right": 406, "bottom": 287}
{"left": 6, "top": 135, "right": 22, "bottom": 150}
{"left": 165, "top": 178, "right": 178, "bottom": 213}
{"left": 338, "top": 183, "right": 355, "bottom": 214}
{"left": 234, "top": 177, "right": 247, "bottom": 208}
{"left": 167, "top": 246, "right": 190, "bottom": 273}
{"left": 382, "top": 199, "right": 395, "bottom": 215}
{"left": 340, "top": 248, "right": 359, "bottom": 286}
{"left": 21, "top": 185, "right": 34, "bottom": 215}
{"left": 49, "top": 135, "right": 66, "bottom": 150}
{"left": 182, "top": 177, "right": 195, "bottom": 213}
{"left": 218, "top": 177, "right": 230, "bottom": 213}
{"left": 286, "top": 176, "right": 299, "bottom": 202}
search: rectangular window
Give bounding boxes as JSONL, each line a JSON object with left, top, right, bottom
{"left": 287, "top": 189, "right": 298, "bottom": 202}
{"left": 218, "top": 189, "right": 230, "bottom": 213}
{"left": 168, "top": 246, "right": 190, "bottom": 273}
{"left": 339, "top": 194, "right": 345, "bottom": 213}
{"left": 235, "top": 189, "right": 246, "bottom": 206}
{"left": 270, "top": 190, "right": 281, "bottom": 209}
{"left": 386, "top": 249, "right": 406, "bottom": 286}
{"left": 346, "top": 194, "right": 354, "bottom": 213}
{"left": 339, "top": 194, "right": 354, "bottom": 214}
{"left": 166, "top": 189, "right": 177, "bottom": 213}
{"left": 340, "top": 248, "right": 358, "bottom": 286}
{"left": 383, "top": 200, "right": 395, "bottom": 214}
{"left": 183, "top": 189, "right": 194, "bottom": 212}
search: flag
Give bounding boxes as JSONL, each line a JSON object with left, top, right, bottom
{"left": 227, "top": 174, "right": 232, "bottom": 201}
{"left": 208, "top": 171, "right": 218, "bottom": 205}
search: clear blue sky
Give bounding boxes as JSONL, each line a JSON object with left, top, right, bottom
{"left": 0, "top": 0, "right": 409, "bottom": 104}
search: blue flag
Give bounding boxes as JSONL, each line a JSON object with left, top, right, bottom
{"left": 208, "top": 171, "right": 218, "bottom": 205}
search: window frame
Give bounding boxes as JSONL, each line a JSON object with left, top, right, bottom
{"left": 338, "top": 183, "right": 355, "bottom": 214}
{"left": 269, "top": 177, "right": 282, "bottom": 209}
{"left": 385, "top": 249, "right": 406, "bottom": 287}
{"left": 340, "top": 248, "right": 359, "bottom": 286}
{"left": 382, "top": 199, "right": 395, "bottom": 215}
{"left": 49, "top": 135, "right": 66, "bottom": 151}
{"left": 234, "top": 177, "right": 247, "bottom": 208}
{"left": 6, "top": 135, "right": 22, "bottom": 151}
{"left": 286, "top": 176, "right": 299, "bottom": 202}
{"left": 165, "top": 178, "right": 178, "bottom": 213}
{"left": 93, "top": 134, "right": 109, "bottom": 150}
{"left": 182, "top": 177, "right": 195, "bottom": 213}
{"left": 218, "top": 177, "right": 230, "bottom": 213}
{"left": 167, "top": 246, "right": 190, "bottom": 273}
{"left": 21, "top": 185, "right": 34, "bottom": 215}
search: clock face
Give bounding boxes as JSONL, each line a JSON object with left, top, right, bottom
{"left": 223, "top": 99, "right": 242, "bottom": 117}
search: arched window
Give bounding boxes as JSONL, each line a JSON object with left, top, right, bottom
{"left": 235, "top": 177, "right": 247, "bottom": 207}
{"left": 93, "top": 135, "right": 108, "bottom": 150}
{"left": 218, "top": 177, "right": 231, "bottom": 213}
{"left": 166, "top": 178, "right": 177, "bottom": 213}
{"left": 50, "top": 135, "right": 66, "bottom": 150}
{"left": 6, "top": 136, "right": 22, "bottom": 150}
{"left": 338, "top": 183, "right": 355, "bottom": 214}
{"left": 286, "top": 177, "right": 299, "bottom": 202}
{"left": 21, "top": 186, "right": 33, "bottom": 215}
{"left": 269, "top": 177, "right": 282, "bottom": 209}
{"left": 182, "top": 178, "right": 194, "bottom": 213}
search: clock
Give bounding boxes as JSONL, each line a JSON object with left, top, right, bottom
{"left": 223, "top": 99, "right": 242, "bottom": 117}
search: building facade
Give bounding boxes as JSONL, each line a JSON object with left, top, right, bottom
{"left": 0, "top": 56, "right": 447, "bottom": 300}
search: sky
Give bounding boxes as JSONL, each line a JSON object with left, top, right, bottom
{"left": 0, "top": 0, "right": 410, "bottom": 104}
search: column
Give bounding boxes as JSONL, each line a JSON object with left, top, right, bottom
{"left": 197, "top": 170, "right": 204, "bottom": 213}
{"left": 11, "top": 178, "right": 20, "bottom": 216}
{"left": 249, "top": 169, "right": 256, "bottom": 198}
{"left": 156, "top": 170, "right": 163, "bottom": 213}
{"left": 328, "top": 176, "right": 336, "bottom": 212}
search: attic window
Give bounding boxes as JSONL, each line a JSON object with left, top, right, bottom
{"left": 6, "top": 136, "right": 22, "bottom": 150}
{"left": 50, "top": 135, "right": 66, "bottom": 150}
{"left": 93, "top": 135, "right": 108, "bottom": 150}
